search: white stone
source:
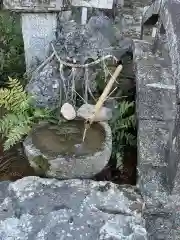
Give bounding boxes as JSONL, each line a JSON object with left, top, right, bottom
{"left": 60, "top": 103, "right": 76, "bottom": 120}
{"left": 77, "top": 104, "right": 112, "bottom": 122}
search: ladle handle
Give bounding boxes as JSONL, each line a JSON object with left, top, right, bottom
{"left": 89, "top": 64, "right": 123, "bottom": 124}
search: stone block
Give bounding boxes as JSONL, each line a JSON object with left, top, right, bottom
{"left": 137, "top": 83, "right": 176, "bottom": 121}
{"left": 3, "top": 0, "right": 65, "bottom": 12}
{"left": 134, "top": 40, "right": 175, "bottom": 121}
{"left": 137, "top": 163, "right": 169, "bottom": 206}
{"left": 160, "top": 0, "right": 180, "bottom": 102}
{"left": 21, "top": 13, "right": 57, "bottom": 73}
{"left": 138, "top": 119, "right": 173, "bottom": 166}
{"left": 0, "top": 177, "right": 147, "bottom": 239}
{"left": 144, "top": 209, "right": 174, "bottom": 239}
{"left": 133, "top": 39, "right": 153, "bottom": 58}
{"left": 121, "top": 7, "right": 143, "bottom": 39}
{"left": 72, "top": 0, "right": 114, "bottom": 9}
{"left": 169, "top": 106, "right": 180, "bottom": 195}
{"left": 77, "top": 104, "right": 112, "bottom": 121}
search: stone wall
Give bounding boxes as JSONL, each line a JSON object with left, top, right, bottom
{"left": 134, "top": 0, "right": 180, "bottom": 238}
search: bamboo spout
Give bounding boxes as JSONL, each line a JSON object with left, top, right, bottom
{"left": 82, "top": 64, "right": 123, "bottom": 142}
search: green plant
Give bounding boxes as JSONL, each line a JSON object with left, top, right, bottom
{"left": 0, "top": 12, "right": 25, "bottom": 86}
{"left": 0, "top": 77, "right": 52, "bottom": 151}
{"left": 110, "top": 100, "right": 136, "bottom": 168}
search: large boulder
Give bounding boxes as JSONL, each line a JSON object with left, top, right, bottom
{"left": 0, "top": 177, "right": 147, "bottom": 239}
{"left": 26, "top": 12, "right": 133, "bottom": 109}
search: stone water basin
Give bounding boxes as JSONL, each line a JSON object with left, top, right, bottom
{"left": 23, "top": 120, "right": 112, "bottom": 179}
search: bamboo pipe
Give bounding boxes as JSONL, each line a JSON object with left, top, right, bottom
{"left": 82, "top": 64, "right": 123, "bottom": 142}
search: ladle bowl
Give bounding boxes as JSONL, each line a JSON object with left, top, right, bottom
{"left": 23, "top": 120, "right": 112, "bottom": 179}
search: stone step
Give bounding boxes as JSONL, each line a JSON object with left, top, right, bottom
{"left": 133, "top": 40, "right": 175, "bottom": 121}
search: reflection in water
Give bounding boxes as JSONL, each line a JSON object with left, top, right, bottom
{"left": 32, "top": 121, "right": 105, "bottom": 158}
{"left": 0, "top": 141, "right": 36, "bottom": 181}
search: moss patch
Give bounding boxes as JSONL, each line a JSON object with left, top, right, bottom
{"left": 32, "top": 155, "right": 50, "bottom": 174}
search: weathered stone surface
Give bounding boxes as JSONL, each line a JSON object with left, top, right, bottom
{"left": 160, "top": 0, "right": 180, "bottom": 101}
{"left": 3, "top": 0, "right": 65, "bottom": 12}
{"left": 135, "top": 1, "right": 180, "bottom": 239}
{"left": 159, "top": 1, "right": 180, "bottom": 207}
{"left": 118, "top": 1, "right": 144, "bottom": 39}
{"left": 0, "top": 177, "right": 147, "bottom": 239}
{"left": 21, "top": 13, "right": 57, "bottom": 74}
{"left": 143, "top": 193, "right": 180, "bottom": 239}
{"left": 0, "top": 181, "right": 10, "bottom": 204}
{"left": 144, "top": 208, "right": 175, "bottom": 239}
{"left": 138, "top": 84, "right": 176, "bottom": 121}
{"left": 72, "top": 0, "right": 114, "bottom": 9}
{"left": 3, "top": 0, "right": 114, "bottom": 12}
{"left": 54, "top": 15, "right": 115, "bottom": 64}
{"left": 137, "top": 164, "right": 170, "bottom": 207}
{"left": 26, "top": 14, "right": 117, "bottom": 108}
{"left": 134, "top": 40, "right": 176, "bottom": 121}
{"left": 138, "top": 119, "right": 170, "bottom": 167}
{"left": 26, "top": 62, "right": 62, "bottom": 108}
{"left": 77, "top": 104, "right": 112, "bottom": 121}
{"left": 24, "top": 2, "right": 143, "bottom": 108}
{"left": 133, "top": 36, "right": 175, "bottom": 215}
{"left": 142, "top": 0, "right": 161, "bottom": 25}
{"left": 23, "top": 122, "right": 112, "bottom": 179}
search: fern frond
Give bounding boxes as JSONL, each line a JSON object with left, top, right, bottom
{"left": 119, "top": 101, "right": 134, "bottom": 117}
{"left": 33, "top": 108, "right": 51, "bottom": 119}
{"left": 110, "top": 100, "right": 137, "bottom": 165}
{"left": 16, "top": 95, "right": 33, "bottom": 112}
{"left": 0, "top": 112, "right": 32, "bottom": 138}
{"left": 128, "top": 114, "right": 136, "bottom": 128}
{"left": 116, "top": 115, "right": 136, "bottom": 130}
{"left": 123, "top": 132, "right": 136, "bottom": 146}
{"left": 8, "top": 77, "right": 23, "bottom": 89}
{"left": 3, "top": 124, "right": 31, "bottom": 151}
{"left": 0, "top": 88, "right": 11, "bottom": 109}
{"left": 0, "top": 77, "right": 29, "bottom": 112}
{"left": 0, "top": 77, "right": 52, "bottom": 150}
{"left": 0, "top": 113, "right": 18, "bottom": 137}
{"left": 111, "top": 101, "right": 135, "bottom": 123}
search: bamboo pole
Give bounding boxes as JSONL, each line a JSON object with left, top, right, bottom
{"left": 82, "top": 64, "right": 123, "bottom": 142}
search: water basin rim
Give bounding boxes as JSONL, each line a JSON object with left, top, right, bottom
{"left": 23, "top": 121, "right": 112, "bottom": 159}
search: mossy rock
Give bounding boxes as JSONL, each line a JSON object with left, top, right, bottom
{"left": 32, "top": 155, "right": 50, "bottom": 175}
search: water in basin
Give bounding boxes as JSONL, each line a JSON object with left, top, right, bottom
{"left": 32, "top": 120, "right": 105, "bottom": 158}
